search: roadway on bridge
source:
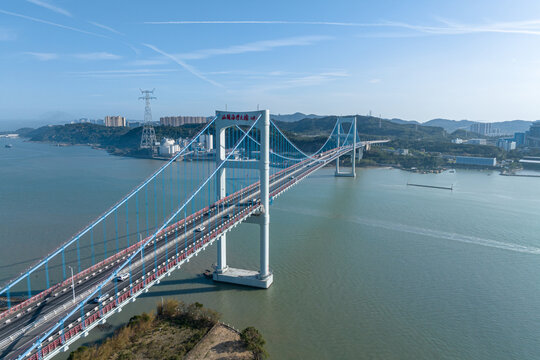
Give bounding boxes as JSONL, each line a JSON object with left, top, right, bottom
{"left": 0, "top": 144, "right": 359, "bottom": 359}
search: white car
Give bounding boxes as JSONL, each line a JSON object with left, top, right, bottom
{"left": 195, "top": 226, "right": 206, "bottom": 232}
{"left": 116, "top": 273, "right": 129, "bottom": 281}
{"left": 92, "top": 293, "right": 109, "bottom": 304}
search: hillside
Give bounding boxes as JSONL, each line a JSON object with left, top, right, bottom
{"left": 388, "top": 118, "right": 420, "bottom": 125}
{"left": 421, "top": 118, "right": 532, "bottom": 134}
{"left": 270, "top": 112, "right": 325, "bottom": 122}
{"left": 422, "top": 118, "right": 475, "bottom": 133}
{"left": 388, "top": 118, "right": 532, "bottom": 134}
{"left": 19, "top": 123, "right": 206, "bottom": 156}
{"left": 490, "top": 120, "right": 532, "bottom": 134}
{"left": 275, "top": 115, "right": 446, "bottom": 141}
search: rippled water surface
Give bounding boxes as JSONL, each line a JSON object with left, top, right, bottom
{"left": 2, "top": 137, "right": 540, "bottom": 359}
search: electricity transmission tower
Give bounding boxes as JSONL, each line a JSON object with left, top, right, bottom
{"left": 139, "top": 89, "right": 157, "bottom": 150}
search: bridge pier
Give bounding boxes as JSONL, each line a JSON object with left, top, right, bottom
{"left": 215, "top": 154, "right": 229, "bottom": 275}
{"left": 357, "top": 146, "right": 363, "bottom": 160}
{"left": 212, "top": 110, "right": 273, "bottom": 289}
{"left": 335, "top": 116, "right": 357, "bottom": 178}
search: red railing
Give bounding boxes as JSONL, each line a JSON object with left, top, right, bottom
{"left": 20, "top": 150, "right": 346, "bottom": 359}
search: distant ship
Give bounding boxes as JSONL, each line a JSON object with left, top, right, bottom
{"left": 5, "top": 144, "right": 12, "bottom": 148}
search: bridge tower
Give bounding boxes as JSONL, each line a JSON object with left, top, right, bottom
{"left": 213, "top": 110, "right": 273, "bottom": 288}
{"left": 335, "top": 116, "right": 357, "bottom": 177}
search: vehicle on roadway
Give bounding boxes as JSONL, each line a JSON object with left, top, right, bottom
{"left": 91, "top": 293, "right": 109, "bottom": 304}
{"left": 222, "top": 213, "right": 231, "bottom": 219}
{"left": 195, "top": 226, "right": 206, "bottom": 232}
{"left": 116, "top": 273, "right": 129, "bottom": 281}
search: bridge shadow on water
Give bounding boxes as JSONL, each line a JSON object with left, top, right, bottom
{"left": 308, "top": 173, "right": 339, "bottom": 179}
{"left": 138, "top": 275, "right": 259, "bottom": 299}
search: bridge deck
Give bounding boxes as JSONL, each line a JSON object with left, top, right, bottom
{"left": 0, "top": 143, "right": 369, "bottom": 360}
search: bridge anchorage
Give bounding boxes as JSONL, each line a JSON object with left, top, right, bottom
{"left": 0, "top": 108, "right": 387, "bottom": 360}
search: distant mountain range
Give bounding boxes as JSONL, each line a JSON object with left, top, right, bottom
{"left": 270, "top": 112, "right": 326, "bottom": 122}
{"left": 3, "top": 111, "right": 535, "bottom": 135}
{"left": 402, "top": 118, "right": 533, "bottom": 135}
{"left": 272, "top": 112, "right": 534, "bottom": 135}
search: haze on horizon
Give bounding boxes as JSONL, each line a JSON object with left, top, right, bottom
{"left": 1, "top": 0, "right": 540, "bottom": 125}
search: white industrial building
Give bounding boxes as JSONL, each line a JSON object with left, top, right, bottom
{"left": 159, "top": 138, "right": 180, "bottom": 156}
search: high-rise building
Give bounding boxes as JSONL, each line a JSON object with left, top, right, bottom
{"left": 199, "top": 134, "right": 214, "bottom": 150}
{"left": 104, "top": 116, "right": 126, "bottom": 127}
{"left": 514, "top": 132, "right": 526, "bottom": 146}
{"left": 470, "top": 122, "right": 492, "bottom": 136}
{"left": 526, "top": 121, "right": 540, "bottom": 148}
{"left": 497, "top": 139, "right": 516, "bottom": 151}
{"left": 160, "top": 116, "right": 207, "bottom": 126}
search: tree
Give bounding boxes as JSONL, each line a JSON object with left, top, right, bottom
{"left": 241, "top": 326, "right": 268, "bottom": 360}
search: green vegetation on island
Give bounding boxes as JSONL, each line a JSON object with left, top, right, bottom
{"left": 67, "top": 300, "right": 265, "bottom": 360}
{"left": 240, "top": 327, "right": 268, "bottom": 360}
{"left": 18, "top": 123, "right": 205, "bottom": 157}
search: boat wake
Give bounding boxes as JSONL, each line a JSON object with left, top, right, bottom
{"left": 274, "top": 206, "right": 540, "bottom": 255}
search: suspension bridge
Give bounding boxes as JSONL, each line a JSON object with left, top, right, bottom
{"left": 0, "top": 110, "right": 387, "bottom": 360}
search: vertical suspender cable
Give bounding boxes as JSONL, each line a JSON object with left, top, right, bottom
{"left": 126, "top": 201, "right": 130, "bottom": 248}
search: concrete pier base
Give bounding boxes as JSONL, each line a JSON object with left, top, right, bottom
{"left": 213, "top": 268, "right": 273, "bottom": 289}
{"left": 335, "top": 170, "right": 356, "bottom": 177}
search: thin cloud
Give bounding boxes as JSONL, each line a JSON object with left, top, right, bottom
{"left": 72, "top": 52, "right": 122, "bottom": 60}
{"left": 282, "top": 72, "right": 348, "bottom": 87}
{"left": 381, "top": 18, "right": 540, "bottom": 36}
{"left": 144, "top": 18, "right": 540, "bottom": 37}
{"left": 0, "top": 9, "right": 107, "bottom": 38}
{"left": 246, "top": 71, "right": 349, "bottom": 92}
{"left": 128, "top": 59, "right": 169, "bottom": 66}
{"left": 144, "top": 20, "right": 375, "bottom": 26}
{"left": 70, "top": 69, "right": 178, "bottom": 78}
{"left": 204, "top": 70, "right": 300, "bottom": 76}
{"left": 88, "top": 21, "right": 123, "bottom": 35}
{"left": 143, "top": 43, "right": 223, "bottom": 88}
{"left": 24, "top": 52, "right": 58, "bottom": 60}
{"left": 176, "top": 35, "right": 331, "bottom": 60}
{"left": 27, "top": 0, "right": 71, "bottom": 17}
{"left": 23, "top": 52, "right": 122, "bottom": 61}
{"left": 369, "top": 78, "right": 381, "bottom": 84}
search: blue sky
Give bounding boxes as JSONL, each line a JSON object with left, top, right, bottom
{"left": 1, "top": 0, "right": 540, "bottom": 126}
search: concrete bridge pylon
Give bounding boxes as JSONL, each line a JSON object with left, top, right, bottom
{"left": 213, "top": 110, "right": 273, "bottom": 288}
{"left": 335, "top": 116, "right": 357, "bottom": 178}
